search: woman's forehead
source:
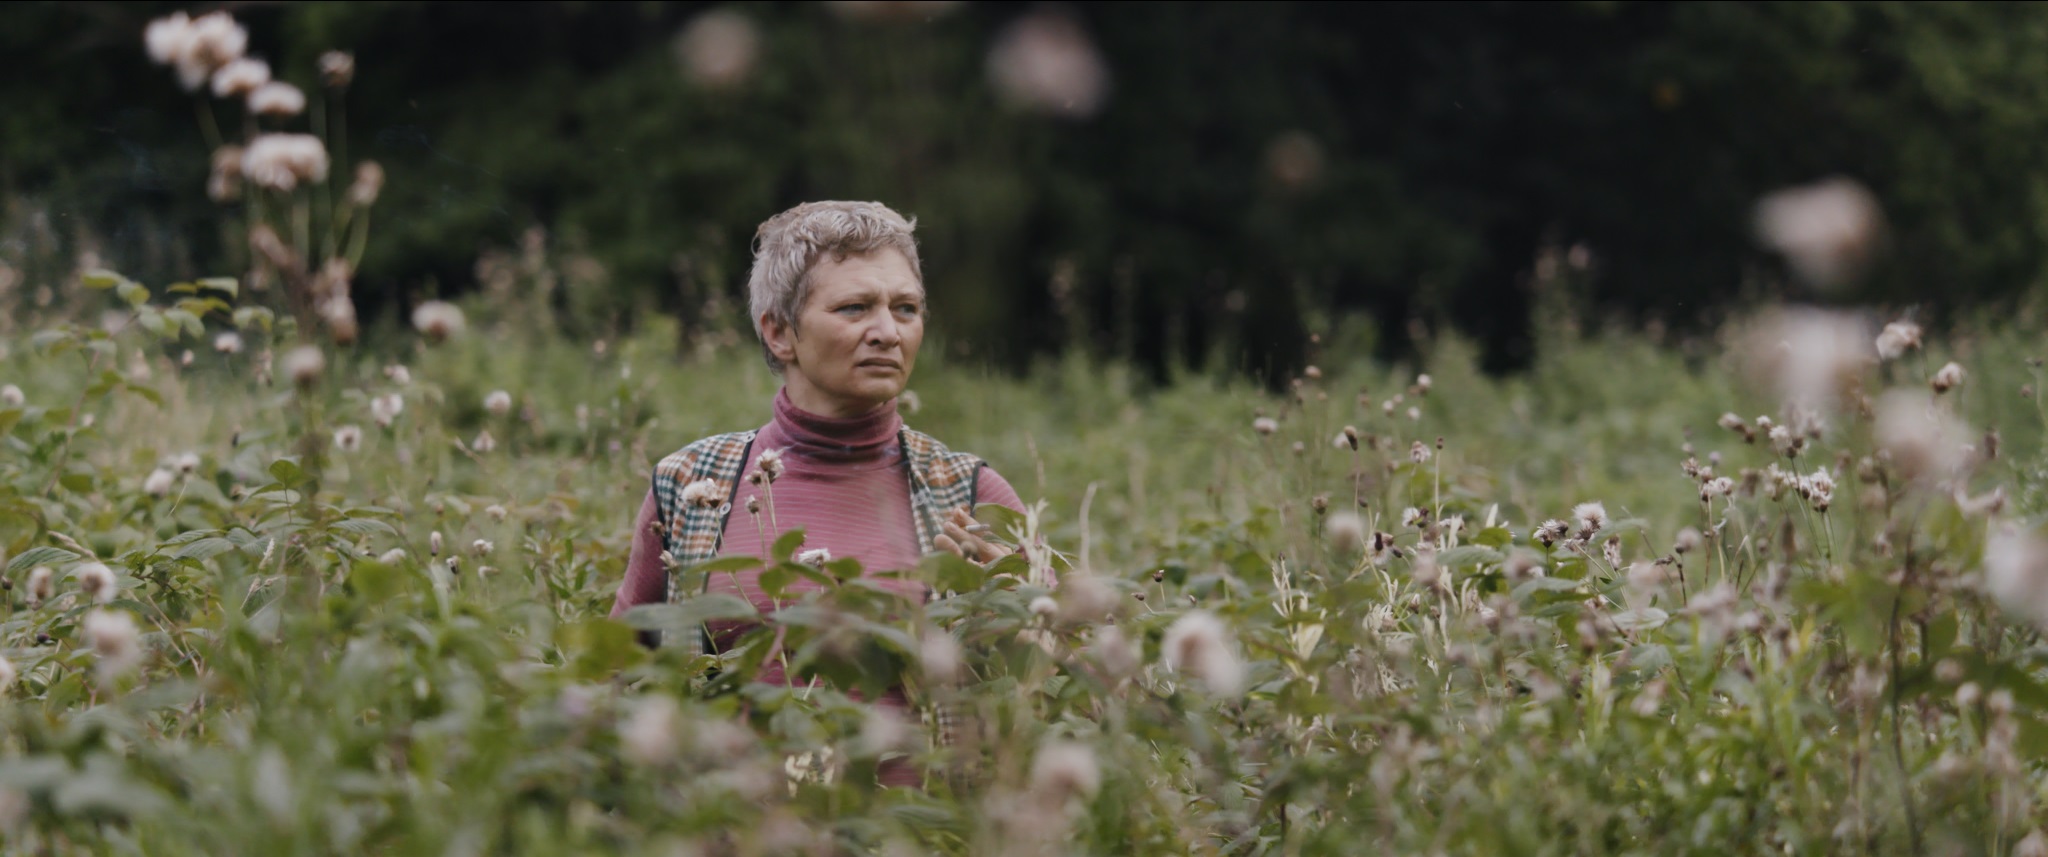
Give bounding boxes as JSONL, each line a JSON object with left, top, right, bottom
{"left": 808, "top": 252, "right": 923, "bottom": 299}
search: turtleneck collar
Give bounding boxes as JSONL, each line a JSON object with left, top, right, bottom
{"left": 766, "top": 387, "right": 902, "bottom": 466}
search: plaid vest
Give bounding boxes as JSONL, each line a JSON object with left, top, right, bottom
{"left": 649, "top": 427, "right": 986, "bottom": 646}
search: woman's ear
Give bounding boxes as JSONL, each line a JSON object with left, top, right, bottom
{"left": 761, "top": 312, "right": 798, "bottom": 366}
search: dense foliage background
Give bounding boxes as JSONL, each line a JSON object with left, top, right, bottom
{"left": 7, "top": 2, "right": 2048, "bottom": 379}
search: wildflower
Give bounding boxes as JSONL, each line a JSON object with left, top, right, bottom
{"left": 895, "top": 389, "right": 923, "bottom": 415}
{"left": 1324, "top": 511, "right": 1366, "bottom": 552}
{"left": 171, "top": 454, "right": 198, "bottom": 477}
{"left": 242, "top": 134, "right": 329, "bottom": 191}
{"left": 2016, "top": 830, "right": 2048, "bottom": 857}
{"left": 680, "top": 478, "right": 723, "bottom": 508}
{"left": 1310, "top": 494, "right": 1329, "bottom": 513}
{"left": 370, "top": 394, "right": 404, "bottom": 427}
{"left": 411, "top": 301, "right": 466, "bottom": 342}
{"left": 1029, "top": 596, "right": 1058, "bottom": 620}
{"left": 319, "top": 51, "right": 354, "bottom": 88}
{"left": 384, "top": 364, "right": 411, "bottom": 385}
{"left": 1874, "top": 390, "right": 1974, "bottom": 481}
{"left": 1674, "top": 527, "right": 1703, "bottom": 554}
{"left": 1161, "top": 610, "right": 1245, "bottom": 696}
{"left": 1407, "top": 406, "right": 1421, "bottom": 421}
{"left": 472, "top": 539, "right": 493, "bottom": 557}
{"left": 919, "top": 630, "right": 964, "bottom": 684}
{"left": 332, "top": 425, "right": 362, "bottom": 453}
{"left": 796, "top": 548, "right": 832, "bottom": 567}
{"left": 247, "top": 81, "right": 306, "bottom": 117}
{"left": 1874, "top": 320, "right": 1921, "bottom": 360}
{"left": 1290, "top": 441, "right": 1305, "bottom": 455}
{"left": 1056, "top": 574, "right": 1121, "bottom": 625}
{"left": 1632, "top": 680, "right": 1665, "bottom": 718}
{"left": 1303, "top": 365, "right": 1323, "bottom": 381}
{"left": 429, "top": 531, "right": 443, "bottom": 556}
{"left": 1744, "top": 308, "right": 1872, "bottom": 417}
{"left": 143, "top": 468, "right": 175, "bottom": 497}
{"left": 1086, "top": 624, "right": 1141, "bottom": 681}
{"left": 149, "top": 11, "right": 248, "bottom": 91}
{"left": 1930, "top": 361, "right": 1965, "bottom": 394}
{"left": 1753, "top": 177, "right": 1882, "bottom": 287}
{"left": 1029, "top": 741, "right": 1101, "bottom": 802}
{"left": 1332, "top": 429, "right": 1354, "bottom": 451}
{"left": 210, "top": 57, "right": 269, "bottom": 98}
{"left": 987, "top": 11, "right": 1108, "bottom": 117}
{"left": 619, "top": 694, "right": 683, "bottom": 766}
{"left": 334, "top": 163, "right": 384, "bottom": 211}
{"left": 0, "top": 655, "right": 12, "bottom": 691}
{"left": 1252, "top": 417, "right": 1278, "bottom": 436}
{"left": 1955, "top": 486, "right": 2007, "bottom": 518}
{"left": 1626, "top": 561, "right": 1665, "bottom": 594}
{"left": 1572, "top": 502, "right": 1608, "bottom": 536}
{"left": 1603, "top": 538, "right": 1623, "bottom": 568}
{"left": 1717, "top": 412, "right": 1747, "bottom": 435}
{"left": 1767, "top": 424, "right": 1801, "bottom": 457}
{"left": 471, "top": 430, "right": 496, "bottom": 454}
{"left": 280, "top": 345, "right": 325, "bottom": 387}
{"left": 0, "top": 385, "right": 22, "bottom": 408}
{"left": 377, "top": 548, "right": 406, "bottom": 565}
{"left": 673, "top": 10, "right": 760, "bottom": 89}
{"left": 1700, "top": 477, "right": 1734, "bottom": 500}
{"left": 1400, "top": 507, "right": 1426, "bottom": 528}
{"left": 484, "top": 390, "right": 513, "bottom": 416}
{"left": 75, "top": 562, "right": 119, "bottom": 604}
{"left": 209, "top": 331, "right": 244, "bottom": 356}
{"left": 745, "top": 495, "right": 761, "bottom": 516}
{"left": 1409, "top": 440, "right": 1431, "bottom": 464}
{"left": 486, "top": 504, "right": 508, "bottom": 522}
{"left": 757, "top": 447, "right": 785, "bottom": 481}
{"left": 83, "top": 608, "right": 144, "bottom": 676}
{"left": 1535, "top": 520, "right": 1569, "bottom": 547}
{"left": 25, "top": 567, "right": 54, "bottom": 604}
{"left": 1984, "top": 525, "right": 2048, "bottom": 629}
{"left": 144, "top": 12, "right": 195, "bottom": 65}
{"left": 1415, "top": 373, "right": 1433, "bottom": 395}
{"left": 1804, "top": 468, "right": 1836, "bottom": 511}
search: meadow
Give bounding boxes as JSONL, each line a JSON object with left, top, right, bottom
{"left": 6, "top": 8, "right": 2048, "bottom": 855}
{"left": 1, "top": 265, "right": 2046, "bottom": 855}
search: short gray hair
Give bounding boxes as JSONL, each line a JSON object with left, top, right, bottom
{"left": 747, "top": 201, "right": 923, "bottom": 372}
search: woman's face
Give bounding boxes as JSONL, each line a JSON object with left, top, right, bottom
{"left": 764, "top": 247, "right": 924, "bottom": 418}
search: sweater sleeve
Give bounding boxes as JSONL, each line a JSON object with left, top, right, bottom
{"left": 610, "top": 489, "right": 669, "bottom": 620}
{"left": 974, "top": 464, "right": 1029, "bottom": 515}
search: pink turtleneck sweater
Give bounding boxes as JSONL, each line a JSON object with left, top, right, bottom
{"left": 611, "top": 389, "right": 1026, "bottom": 641}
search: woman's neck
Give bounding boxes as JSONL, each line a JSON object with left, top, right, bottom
{"left": 766, "top": 387, "right": 901, "bottom": 464}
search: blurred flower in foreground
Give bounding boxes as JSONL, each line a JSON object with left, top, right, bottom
{"left": 1029, "top": 740, "right": 1101, "bottom": 803}
{"left": 1739, "top": 307, "right": 1871, "bottom": 420}
{"left": 242, "top": 134, "right": 330, "bottom": 192}
{"left": 1162, "top": 610, "right": 1244, "bottom": 696}
{"left": 83, "top": 608, "right": 144, "bottom": 678}
{"left": 0, "top": 385, "right": 21, "bottom": 408}
{"left": 207, "top": 145, "right": 244, "bottom": 201}
{"left": 281, "top": 345, "right": 325, "bottom": 387}
{"left": 484, "top": 390, "right": 513, "bottom": 416}
{"left": 1265, "top": 131, "right": 1325, "bottom": 191}
{"left": 1873, "top": 389, "right": 1974, "bottom": 483}
{"left": 988, "top": 12, "right": 1108, "bottom": 118}
{"left": 1754, "top": 177, "right": 1883, "bottom": 289}
{"left": 673, "top": 11, "right": 759, "bottom": 89}
{"left": 333, "top": 425, "right": 362, "bottom": 453}
{"left": 76, "top": 562, "right": 117, "bottom": 604}
{"left": 146, "top": 11, "right": 249, "bottom": 91}
{"left": 1984, "top": 526, "right": 2048, "bottom": 630}
{"left": 411, "top": 301, "right": 466, "bottom": 341}
{"left": 620, "top": 694, "right": 682, "bottom": 766}
{"left": 1874, "top": 320, "right": 1921, "bottom": 361}
{"left": 347, "top": 162, "right": 384, "bottom": 207}
{"left": 210, "top": 58, "right": 269, "bottom": 98}
{"left": 319, "top": 51, "right": 354, "bottom": 88}
{"left": 248, "top": 82, "right": 307, "bottom": 117}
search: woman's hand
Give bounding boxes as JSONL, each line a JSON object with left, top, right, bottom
{"left": 934, "top": 507, "right": 1005, "bottom": 564}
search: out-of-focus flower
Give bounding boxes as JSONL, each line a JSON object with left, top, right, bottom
{"left": 384, "top": 364, "right": 411, "bottom": 385}
{"left": 1325, "top": 511, "right": 1366, "bottom": 553}
{"left": 680, "top": 479, "right": 723, "bottom": 508}
{"left": 145, "top": 12, "right": 195, "bottom": 65}
{"left": 1875, "top": 320, "right": 1921, "bottom": 361}
{"left": 1754, "top": 177, "right": 1883, "bottom": 288}
{"left": 207, "top": 145, "right": 244, "bottom": 201}
{"left": 1674, "top": 527, "right": 1704, "bottom": 554}
{"left": 377, "top": 548, "right": 406, "bottom": 565}
{"left": 25, "top": 567, "right": 53, "bottom": 604}
{"left": 1572, "top": 502, "right": 1608, "bottom": 536}
{"left": 76, "top": 562, "right": 117, "bottom": 604}
{"left": 988, "top": 12, "right": 1108, "bottom": 117}
{"left": 172, "top": 452, "right": 200, "bottom": 475}
{"left": 471, "top": 430, "right": 496, "bottom": 454}
{"left": 1931, "top": 361, "right": 1965, "bottom": 395}
{"left": 472, "top": 539, "right": 493, "bottom": 557}
{"left": 411, "top": 301, "right": 465, "bottom": 342}
{"left": 143, "top": 468, "right": 175, "bottom": 497}
{"left": 1873, "top": 389, "right": 1975, "bottom": 482}
{"left": 83, "top": 608, "right": 144, "bottom": 677}
{"left": 248, "top": 82, "right": 307, "bottom": 117}
{"left": 1055, "top": 573, "right": 1120, "bottom": 625}
{"left": 1161, "top": 610, "right": 1245, "bottom": 696}
{"left": 210, "top": 58, "right": 269, "bottom": 98}
{"left": 1029, "top": 740, "right": 1101, "bottom": 802}
{"left": 673, "top": 11, "right": 758, "bottom": 89}
{"left": 347, "top": 162, "right": 384, "bottom": 207}
{"left": 1252, "top": 417, "right": 1278, "bottom": 436}
{"left": 1086, "top": 624, "right": 1140, "bottom": 681}
{"left": 319, "top": 51, "right": 354, "bottom": 88}
{"left": 796, "top": 548, "right": 832, "bottom": 567}
{"left": 242, "top": 134, "right": 330, "bottom": 191}
{"left": 0, "top": 655, "right": 14, "bottom": 691}
{"left": 371, "top": 393, "right": 404, "bottom": 427}
{"left": 920, "top": 629, "right": 964, "bottom": 684}
{"left": 333, "top": 425, "right": 362, "bottom": 452}
{"left": 0, "top": 385, "right": 21, "bottom": 408}
{"left": 620, "top": 694, "right": 683, "bottom": 766}
{"left": 281, "top": 345, "right": 325, "bottom": 387}
{"left": 484, "top": 390, "right": 513, "bottom": 416}
{"left": 1985, "top": 526, "right": 2048, "bottom": 630}
{"left": 486, "top": 504, "right": 508, "bottom": 522}
{"left": 149, "top": 11, "right": 248, "bottom": 91}
{"left": 1265, "top": 131, "right": 1324, "bottom": 191}
{"left": 1741, "top": 308, "right": 1871, "bottom": 416}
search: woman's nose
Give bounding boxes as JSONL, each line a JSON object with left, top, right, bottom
{"left": 866, "top": 315, "right": 901, "bottom": 348}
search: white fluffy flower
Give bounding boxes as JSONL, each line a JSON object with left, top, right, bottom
{"left": 1753, "top": 177, "right": 1882, "bottom": 287}
{"left": 1874, "top": 320, "right": 1921, "bottom": 360}
{"left": 1985, "top": 526, "right": 2048, "bottom": 630}
{"left": 1873, "top": 390, "right": 1975, "bottom": 481}
{"left": 619, "top": 694, "right": 682, "bottom": 766}
{"left": 1029, "top": 596, "right": 1059, "bottom": 619}
{"left": 796, "top": 548, "right": 832, "bottom": 567}
{"left": 332, "top": 425, "right": 362, "bottom": 453}
{"left": 483, "top": 390, "right": 513, "bottom": 416}
{"left": 679, "top": 478, "right": 723, "bottom": 508}
{"left": 143, "top": 468, "right": 175, "bottom": 497}
{"left": 1029, "top": 740, "right": 1101, "bottom": 802}
{"left": 210, "top": 57, "right": 269, "bottom": 97}
{"left": 1324, "top": 511, "right": 1366, "bottom": 553}
{"left": 83, "top": 608, "right": 144, "bottom": 677}
{"left": 1161, "top": 610, "right": 1245, "bottom": 696}
{"left": 172, "top": 452, "right": 200, "bottom": 475}
{"left": 988, "top": 11, "right": 1108, "bottom": 117}
{"left": 0, "top": 385, "right": 22, "bottom": 408}
{"left": 280, "top": 345, "right": 325, "bottom": 386}
{"left": 377, "top": 548, "right": 407, "bottom": 565}
{"left": 919, "top": 630, "right": 964, "bottom": 684}
{"left": 150, "top": 11, "right": 248, "bottom": 91}
{"left": 75, "top": 562, "right": 117, "bottom": 604}
{"left": 470, "top": 430, "right": 496, "bottom": 454}
{"left": 411, "top": 301, "right": 466, "bottom": 341}
{"left": 0, "top": 655, "right": 14, "bottom": 691}
{"left": 212, "top": 332, "right": 244, "bottom": 355}
{"left": 1572, "top": 502, "right": 1608, "bottom": 535}
{"left": 242, "top": 134, "right": 330, "bottom": 192}
{"left": 673, "top": 10, "right": 760, "bottom": 89}
{"left": 1086, "top": 624, "right": 1141, "bottom": 681}
{"left": 384, "top": 364, "right": 412, "bottom": 386}
{"left": 370, "top": 394, "right": 404, "bottom": 427}
{"left": 1931, "top": 361, "right": 1965, "bottom": 395}
{"left": 145, "top": 12, "right": 195, "bottom": 64}
{"left": 1252, "top": 417, "right": 1278, "bottom": 436}
{"left": 247, "top": 81, "right": 306, "bottom": 117}
{"left": 471, "top": 539, "right": 493, "bottom": 557}
{"left": 25, "top": 567, "right": 54, "bottom": 604}
{"left": 757, "top": 447, "right": 785, "bottom": 481}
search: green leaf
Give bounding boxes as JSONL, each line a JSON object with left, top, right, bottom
{"left": 1474, "top": 526, "right": 1513, "bottom": 549}
{"left": 974, "top": 503, "right": 1029, "bottom": 540}
{"left": 770, "top": 527, "right": 807, "bottom": 563}
{"left": 268, "top": 459, "right": 308, "bottom": 488}
{"left": 923, "top": 551, "right": 986, "bottom": 595}
{"left": 232, "top": 306, "right": 274, "bottom": 331}
{"left": 1437, "top": 546, "right": 1504, "bottom": 568}
{"left": 172, "top": 538, "right": 237, "bottom": 561}
{"left": 123, "top": 381, "right": 163, "bottom": 407}
{"left": 162, "top": 309, "right": 203, "bottom": 339}
{"left": 687, "top": 555, "right": 763, "bottom": 577}
{"left": 117, "top": 280, "right": 150, "bottom": 307}
{"left": 196, "top": 276, "right": 239, "bottom": 297}
{"left": 620, "top": 594, "right": 759, "bottom": 632}
{"left": 135, "top": 308, "right": 167, "bottom": 336}
{"left": 566, "top": 618, "right": 646, "bottom": 679}
{"left": 1610, "top": 607, "right": 1669, "bottom": 632}
{"left": 1512, "top": 576, "right": 1585, "bottom": 600}
{"left": 332, "top": 518, "right": 398, "bottom": 537}
{"left": 7, "top": 545, "right": 79, "bottom": 573}
{"left": 347, "top": 559, "right": 407, "bottom": 601}
{"left": 81, "top": 269, "right": 126, "bottom": 290}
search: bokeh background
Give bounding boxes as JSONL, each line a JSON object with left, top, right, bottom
{"left": 6, "top": 1, "right": 2048, "bottom": 381}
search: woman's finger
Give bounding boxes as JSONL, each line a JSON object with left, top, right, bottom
{"left": 934, "top": 533, "right": 964, "bottom": 557}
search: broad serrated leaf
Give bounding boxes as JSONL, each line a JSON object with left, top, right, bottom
{"left": 8, "top": 546, "right": 79, "bottom": 572}
{"left": 172, "top": 538, "right": 237, "bottom": 561}
{"left": 332, "top": 518, "right": 398, "bottom": 537}
{"left": 770, "top": 527, "right": 807, "bottom": 562}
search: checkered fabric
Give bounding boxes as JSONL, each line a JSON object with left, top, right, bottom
{"left": 651, "top": 426, "right": 985, "bottom": 749}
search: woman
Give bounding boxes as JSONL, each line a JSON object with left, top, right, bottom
{"left": 610, "top": 201, "right": 1025, "bottom": 781}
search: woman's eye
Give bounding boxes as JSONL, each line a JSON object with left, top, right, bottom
{"left": 837, "top": 304, "right": 864, "bottom": 314}
{"left": 895, "top": 304, "right": 919, "bottom": 315}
